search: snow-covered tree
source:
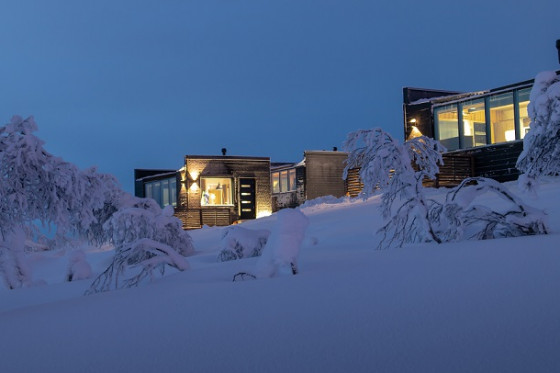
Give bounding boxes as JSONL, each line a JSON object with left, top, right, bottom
{"left": 86, "top": 199, "right": 194, "bottom": 293}
{"left": 0, "top": 115, "right": 194, "bottom": 290}
{"left": 72, "top": 167, "right": 124, "bottom": 246}
{"left": 218, "top": 226, "right": 270, "bottom": 262}
{"left": 343, "top": 128, "right": 445, "bottom": 248}
{"left": 0, "top": 116, "right": 113, "bottom": 288}
{"left": 517, "top": 71, "right": 560, "bottom": 193}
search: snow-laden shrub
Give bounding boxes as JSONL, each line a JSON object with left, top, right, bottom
{"left": 86, "top": 200, "right": 193, "bottom": 294}
{"left": 255, "top": 208, "right": 309, "bottom": 278}
{"left": 218, "top": 226, "right": 270, "bottom": 262}
{"left": 434, "top": 178, "right": 548, "bottom": 240}
{"left": 66, "top": 250, "right": 92, "bottom": 282}
{"left": 517, "top": 71, "right": 560, "bottom": 193}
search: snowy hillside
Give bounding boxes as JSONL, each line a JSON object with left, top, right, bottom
{"left": 1, "top": 180, "right": 560, "bottom": 372}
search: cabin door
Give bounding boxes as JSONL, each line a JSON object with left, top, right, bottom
{"left": 239, "top": 178, "right": 256, "bottom": 220}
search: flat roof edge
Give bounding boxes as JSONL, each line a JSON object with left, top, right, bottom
{"left": 185, "top": 155, "right": 270, "bottom": 161}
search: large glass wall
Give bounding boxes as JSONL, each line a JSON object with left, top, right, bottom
{"left": 460, "top": 98, "right": 486, "bottom": 148}
{"left": 489, "top": 92, "right": 515, "bottom": 143}
{"left": 433, "top": 85, "right": 533, "bottom": 150}
{"left": 434, "top": 104, "right": 459, "bottom": 151}
{"left": 145, "top": 177, "right": 177, "bottom": 208}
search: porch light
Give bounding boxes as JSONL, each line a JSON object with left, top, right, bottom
{"left": 408, "top": 126, "right": 423, "bottom": 140}
{"left": 189, "top": 171, "right": 199, "bottom": 181}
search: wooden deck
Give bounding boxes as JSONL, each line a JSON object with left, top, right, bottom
{"left": 175, "top": 206, "right": 233, "bottom": 229}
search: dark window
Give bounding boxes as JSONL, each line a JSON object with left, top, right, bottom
{"left": 145, "top": 177, "right": 177, "bottom": 208}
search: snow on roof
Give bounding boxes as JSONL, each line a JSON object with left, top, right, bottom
{"left": 408, "top": 91, "right": 489, "bottom": 106}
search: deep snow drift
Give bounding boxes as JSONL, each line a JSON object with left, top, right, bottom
{"left": 1, "top": 180, "right": 559, "bottom": 372}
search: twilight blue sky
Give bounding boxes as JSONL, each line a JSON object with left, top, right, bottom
{"left": 1, "top": 1, "right": 559, "bottom": 193}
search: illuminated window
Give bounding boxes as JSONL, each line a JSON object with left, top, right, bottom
{"left": 432, "top": 84, "right": 534, "bottom": 150}
{"left": 280, "top": 170, "right": 288, "bottom": 191}
{"left": 272, "top": 173, "right": 280, "bottom": 193}
{"left": 271, "top": 169, "right": 297, "bottom": 193}
{"left": 434, "top": 104, "right": 459, "bottom": 151}
{"left": 288, "top": 169, "right": 296, "bottom": 191}
{"left": 517, "top": 88, "right": 531, "bottom": 138}
{"left": 145, "top": 177, "right": 177, "bottom": 208}
{"left": 489, "top": 92, "right": 515, "bottom": 143}
{"left": 460, "top": 99, "right": 486, "bottom": 148}
{"left": 200, "top": 177, "right": 233, "bottom": 206}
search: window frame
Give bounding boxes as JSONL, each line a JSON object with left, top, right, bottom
{"left": 271, "top": 168, "right": 297, "bottom": 193}
{"left": 200, "top": 177, "right": 234, "bottom": 207}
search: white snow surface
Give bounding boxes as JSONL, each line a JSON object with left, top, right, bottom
{"left": 1, "top": 180, "right": 560, "bottom": 372}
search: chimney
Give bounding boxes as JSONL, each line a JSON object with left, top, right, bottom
{"left": 221, "top": 148, "right": 227, "bottom": 156}
{"left": 557, "top": 39, "right": 560, "bottom": 64}
{"left": 333, "top": 146, "right": 338, "bottom": 151}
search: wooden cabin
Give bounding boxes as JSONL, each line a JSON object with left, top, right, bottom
{"left": 348, "top": 72, "right": 560, "bottom": 194}
{"left": 135, "top": 154, "right": 272, "bottom": 229}
{"left": 271, "top": 150, "right": 348, "bottom": 210}
{"left": 403, "top": 75, "right": 540, "bottom": 185}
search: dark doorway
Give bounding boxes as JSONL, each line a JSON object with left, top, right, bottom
{"left": 239, "top": 178, "right": 256, "bottom": 219}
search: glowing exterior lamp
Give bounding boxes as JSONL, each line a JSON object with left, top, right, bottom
{"left": 188, "top": 171, "right": 199, "bottom": 181}
{"left": 408, "top": 125, "right": 423, "bottom": 140}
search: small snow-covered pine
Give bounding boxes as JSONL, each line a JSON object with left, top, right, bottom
{"left": 255, "top": 208, "right": 309, "bottom": 278}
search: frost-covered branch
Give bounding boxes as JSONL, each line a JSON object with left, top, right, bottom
{"left": 442, "top": 177, "right": 548, "bottom": 240}
{"left": 86, "top": 200, "right": 194, "bottom": 294}
{"left": 86, "top": 238, "right": 189, "bottom": 294}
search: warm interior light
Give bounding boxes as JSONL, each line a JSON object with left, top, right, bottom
{"left": 463, "top": 119, "right": 472, "bottom": 136}
{"left": 409, "top": 118, "right": 417, "bottom": 123}
{"left": 505, "top": 130, "right": 515, "bottom": 142}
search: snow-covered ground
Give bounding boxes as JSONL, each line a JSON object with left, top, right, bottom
{"left": 1, "top": 180, "right": 559, "bottom": 372}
